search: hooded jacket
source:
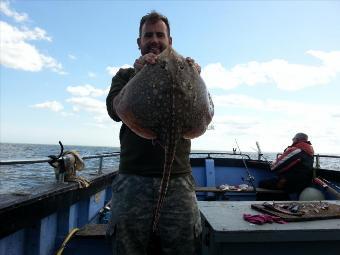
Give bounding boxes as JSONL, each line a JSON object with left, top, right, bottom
{"left": 271, "top": 141, "right": 314, "bottom": 175}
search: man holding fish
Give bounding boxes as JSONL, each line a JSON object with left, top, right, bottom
{"left": 106, "top": 11, "right": 213, "bottom": 255}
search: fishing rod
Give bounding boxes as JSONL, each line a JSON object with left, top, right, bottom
{"left": 255, "top": 141, "right": 263, "bottom": 161}
{"left": 250, "top": 141, "right": 271, "bottom": 162}
{"left": 254, "top": 141, "right": 272, "bottom": 165}
{"left": 235, "top": 139, "right": 257, "bottom": 192}
{"left": 313, "top": 177, "right": 340, "bottom": 200}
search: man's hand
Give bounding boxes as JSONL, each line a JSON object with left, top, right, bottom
{"left": 134, "top": 53, "right": 158, "bottom": 72}
{"left": 186, "top": 57, "right": 201, "bottom": 74}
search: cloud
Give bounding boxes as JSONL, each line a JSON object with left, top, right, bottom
{"left": 68, "top": 54, "right": 77, "bottom": 60}
{"left": 213, "top": 115, "right": 259, "bottom": 127}
{"left": 30, "top": 85, "right": 113, "bottom": 125}
{"left": 106, "top": 64, "right": 132, "bottom": 76}
{"left": 0, "top": 1, "right": 28, "bottom": 22}
{"left": 213, "top": 94, "right": 264, "bottom": 109}
{"left": 66, "top": 96, "right": 106, "bottom": 114}
{"left": 0, "top": 21, "right": 65, "bottom": 74}
{"left": 66, "top": 96, "right": 113, "bottom": 124}
{"left": 206, "top": 115, "right": 260, "bottom": 141}
{"left": 85, "top": 123, "right": 107, "bottom": 129}
{"left": 88, "top": 72, "right": 96, "bottom": 78}
{"left": 66, "top": 84, "right": 108, "bottom": 97}
{"left": 202, "top": 50, "right": 340, "bottom": 91}
{"left": 60, "top": 111, "right": 74, "bottom": 117}
{"left": 193, "top": 107, "right": 340, "bottom": 153}
{"left": 197, "top": 92, "right": 340, "bottom": 153}
{"left": 31, "top": 101, "right": 64, "bottom": 112}
{"left": 0, "top": 11, "right": 65, "bottom": 74}
{"left": 307, "top": 50, "right": 340, "bottom": 72}
{"left": 212, "top": 93, "right": 340, "bottom": 117}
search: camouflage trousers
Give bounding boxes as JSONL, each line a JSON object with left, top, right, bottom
{"left": 107, "top": 173, "right": 202, "bottom": 255}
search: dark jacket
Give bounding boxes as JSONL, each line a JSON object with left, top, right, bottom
{"left": 271, "top": 141, "right": 314, "bottom": 176}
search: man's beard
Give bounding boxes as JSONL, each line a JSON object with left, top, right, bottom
{"left": 142, "top": 43, "right": 167, "bottom": 55}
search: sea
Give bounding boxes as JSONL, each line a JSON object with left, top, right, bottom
{"left": 0, "top": 143, "right": 339, "bottom": 194}
{"left": 0, "top": 143, "right": 120, "bottom": 194}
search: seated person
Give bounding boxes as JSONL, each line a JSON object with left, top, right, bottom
{"left": 259, "top": 132, "right": 314, "bottom": 193}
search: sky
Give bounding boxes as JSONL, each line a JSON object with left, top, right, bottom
{"left": 1, "top": 0, "right": 340, "bottom": 154}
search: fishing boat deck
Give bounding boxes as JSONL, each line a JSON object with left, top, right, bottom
{"left": 59, "top": 200, "right": 340, "bottom": 255}
{"left": 0, "top": 171, "right": 117, "bottom": 238}
{"left": 199, "top": 200, "right": 340, "bottom": 255}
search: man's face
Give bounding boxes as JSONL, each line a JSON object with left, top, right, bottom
{"left": 137, "top": 20, "right": 172, "bottom": 56}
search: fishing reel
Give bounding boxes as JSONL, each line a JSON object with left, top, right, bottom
{"left": 242, "top": 175, "right": 256, "bottom": 186}
{"left": 48, "top": 141, "right": 66, "bottom": 183}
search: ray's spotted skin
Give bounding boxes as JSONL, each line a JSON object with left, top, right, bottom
{"left": 114, "top": 46, "right": 214, "bottom": 231}
{"left": 115, "top": 47, "right": 213, "bottom": 142}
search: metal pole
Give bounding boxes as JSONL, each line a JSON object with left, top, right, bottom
{"left": 98, "top": 157, "right": 103, "bottom": 175}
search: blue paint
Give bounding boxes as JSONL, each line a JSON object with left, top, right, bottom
{"left": 0, "top": 230, "right": 25, "bottom": 255}
{"left": 88, "top": 191, "right": 105, "bottom": 222}
{"left": 25, "top": 222, "right": 40, "bottom": 255}
{"left": 214, "top": 166, "right": 247, "bottom": 185}
{"left": 55, "top": 203, "right": 85, "bottom": 250}
{"left": 57, "top": 208, "right": 69, "bottom": 234}
{"left": 251, "top": 167, "right": 276, "bottom": 186}
{"left": 56, "top": 207, "right": 71, "bottom": 250}
{"left": 205, "top": 159, "right": 216, "bottom": 197}
{"left": 192, "top": 166, "right": 205, "bottom": 186}
{"left": 77, "top": 199, "right": 90, "bottom": 227}
{"left": 40, "top": 213, "right": 57, "bottom": 255}
{"left": 205, "top": 159, "right": 216, "bottom": 187}
{"left": 104, "top": 186, "right": 112, "bottom": 204}
{"left": 69, "top": 203, "right": 78, "bottom": 229}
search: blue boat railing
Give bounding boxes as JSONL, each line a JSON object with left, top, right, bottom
{"left": 0, "top": 151, "right": 255, "bottom": 189}
{"left": 314, "top": 154, "right": 340, "bottom": 169}
{"left": 1, "top": 152, "right": 339, "bottom": 167}
{"left": 1, "top": 152, "right": 339, "bottom": 177}
{"left": 0, "top": 153, "right": 121, "bottom": 176}
{"left": 275, "top": 153, "right": 340, "bottom": 169}
{"left": 0, "top": 152, "right": 250, "bottom": 166}
{"left": 188, "top": 152, "right": 251, "bottom": 159}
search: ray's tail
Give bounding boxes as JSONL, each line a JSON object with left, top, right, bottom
{"left": 152, "top": 135, "right": 177, "bottom": 233}
{"left": 147, "top": 134, "right": 177, "bottom": 255}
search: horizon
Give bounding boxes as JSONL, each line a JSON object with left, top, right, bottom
{"left": 1, "top": 141, "right": 337, "bottom": 156}
{"left": 0, "top": 141, "right": 287, "bottom": 156}
{"left": 1, "top": 1, "right": 339, "bottom": 154}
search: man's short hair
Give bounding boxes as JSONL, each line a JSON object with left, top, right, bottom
{"left": 293, "top": 132, "right": 308, "bottom": 141}
{"left": 139, "top": 11, "right": 170, "bottom": 37}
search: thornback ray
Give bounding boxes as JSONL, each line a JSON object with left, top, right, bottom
{"left": 114, "top": 47, "right": 214, "bottom": 232}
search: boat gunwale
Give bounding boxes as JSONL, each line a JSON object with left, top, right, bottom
{"left": 0, "top": 171, "right": 117, "bottom": 238}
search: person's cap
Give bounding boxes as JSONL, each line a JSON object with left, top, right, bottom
{"left": 293, "top": 132, "right": 308, "bottom": 141}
